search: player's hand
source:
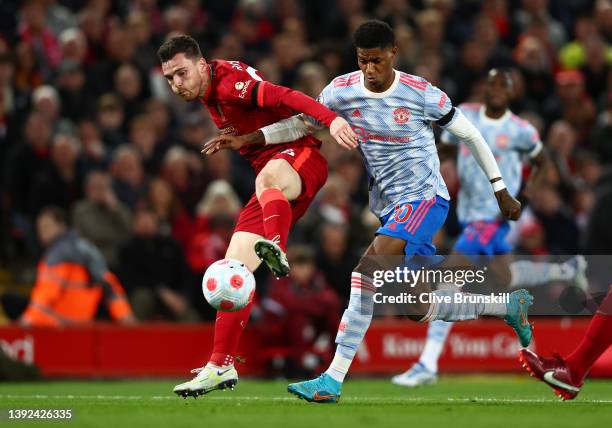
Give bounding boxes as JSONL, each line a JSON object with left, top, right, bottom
{"left": 201, "top": 135, "right": 245, "bottom": 155}
{"left": 495, "top": 188, "right": 522, "bottom": 221}
{"left": 330, "top": 117, "right": 359, "bottom": 150}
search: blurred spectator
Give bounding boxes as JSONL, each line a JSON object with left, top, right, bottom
{"left": 129, "top": 114, "right": 166, "bottom": 174}
{"left": 592, "top": 95, "right": 612, "bottom": 164}
{"left": 56, "top": 60, "right": 91, "bottom": 122}
{"left": 31, "top": 85, "right": 71, "bottom": 134}
{"left": 260, "top": 245, "right": 341, "bottom": 377}
{"left": 109, "top": 145, "right": 147, "bottom": 209}
{"left": 18, "top": 0, "right": 62, "bottom": 80}
{"left": 580, "top": 36, "right": 610, "bottom": 100}
{"left": 29, "top": 133, "right": 82, "bottom": 216}
{"left": 185, "top": 180, "right": 242, "bottom": 273}
{"left": 1, "top": 206, "right": 135, "bottom": 326}
{"left": 117, "top": 208, "right": 195, "bottom": 321}
{"left": 4, "top": 112, "right": 52, "bottom": 217}
{"left": 585, "top": 171, "right": 612, "bottom": 254}
{"left": 543, "top": 70, "right": 596, "bottom": 141}
{"left": 76, "top": 118, "right": 108, "bottom": 175}
{"left": 514, "top": 0, "right": 567, "bottom": 49}
{"left": 315, "top": 222, "right": 357, "bottom": 302}
{"left": 96, "top": 93, "right": 126, "bottom": 148}
{"left": 530, "top": 185, "right": 580, "bottom": 254}
{"left": 161, "top": 145, "right": 206, "bottom": 214}
{"left": 114, "top": 63, "right": 145, "bottom": 124}
{"left": 72, "top": 170, "right": 132, "bottom": 269}
{"left": 58, "top": 28, "right": 87, "bottom": 65}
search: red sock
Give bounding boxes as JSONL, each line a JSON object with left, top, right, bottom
{"left": 565, "top": 286, "right": 612, "bottom": 384}
{"left": 259, "top": 188, "right": 292, "bottom": 250}
{"left": 209, "top": 302, "right": 253, "bottom": 367}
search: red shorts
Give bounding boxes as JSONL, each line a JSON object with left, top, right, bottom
{"left": 234, "top": 146, "right": 328, "bottom": 236}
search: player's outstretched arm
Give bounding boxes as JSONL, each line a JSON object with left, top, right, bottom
{"left": 256, "top": 81, "right": 358, "bottom": 149}
{"left": 443, "top": 108, "right": 522, "bottom": 220}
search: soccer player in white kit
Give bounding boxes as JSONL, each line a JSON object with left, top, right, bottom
{"left": 205, "top": 20, "right": 533, "bottom": 403}
{"left": 392, "top": 69, "right": 588, "bottom": 388}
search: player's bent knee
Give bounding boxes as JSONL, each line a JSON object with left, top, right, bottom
{"left": 225, "top": 231, "right": 263, "bottom": 272}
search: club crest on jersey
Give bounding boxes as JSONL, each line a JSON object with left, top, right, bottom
{"left": 393, "top": 107, "right": 410, "bottom": 124}
{"left": 236, "top": 80, "right": 252, "bottom": 98}
{"left": 496, "top": 134, "right": 510, "bottom": 149}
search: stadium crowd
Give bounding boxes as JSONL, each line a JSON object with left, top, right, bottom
{"left": 0, "top": 0, "right": 611, "bottom": 347}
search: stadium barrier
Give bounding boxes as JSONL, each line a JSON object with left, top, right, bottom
{"left": 0, "top": 318, "right": 610, "bottom": 378}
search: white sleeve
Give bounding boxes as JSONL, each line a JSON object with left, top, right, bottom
{"left": 445, "top": 109, "right": 503, "bottom": 184}
{"left": 260, "top": 114, "right": 316, "bottom": 145}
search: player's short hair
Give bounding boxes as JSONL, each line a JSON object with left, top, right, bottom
{"left": 353, "top": 20, "right": 396, "bottom": 50}
{"left": 157, "top": 35, "right": 202, "bottom": 63}
{"left": 39, "top": 206, "right": 69, "bottom": 226}
{"left": 488, "top": 68, "right": 513, "bottom": 87}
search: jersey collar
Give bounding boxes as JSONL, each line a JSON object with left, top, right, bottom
{"left": 479, "top": 105, "right": 510, "bottom": 125}
{"left": 360, "top": 69, "right": 400, "bottom": 98}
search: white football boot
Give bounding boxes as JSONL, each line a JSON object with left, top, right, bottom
{"left": 173, "top": 364, "right": 238, "bottom": 398}
{"left": 391, "top": 362, "right": 438, "bottom": 387}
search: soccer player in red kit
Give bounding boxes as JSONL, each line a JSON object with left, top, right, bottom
{"left": 157, "top": 35, "right": 357, "bottom": 397}
{"left": 519, "top": 285, "right": 612, "bottom": 400}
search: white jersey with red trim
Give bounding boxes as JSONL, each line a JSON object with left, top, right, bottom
{"left": 315, "top": 70, "right": 452, "bottom": 218}
{"left": 441, "top": 103, "right": 542, "bottom": 223}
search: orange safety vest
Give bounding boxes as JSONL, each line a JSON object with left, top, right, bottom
{"left": 21, "top": 231, "right": 132, "bottom": 326}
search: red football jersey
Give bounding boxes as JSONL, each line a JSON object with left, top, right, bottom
{"left": 200, "top": 60, "right": 334, "bottom": 172}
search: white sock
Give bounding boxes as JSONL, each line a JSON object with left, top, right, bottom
{"left": 422, "top": 289, "right": 507, "bottom": 321}
{"left": 418, "top": 320, "right": 453, "bottom": 373}
{"left": 325, "top": 272, "right": 374, "bottom": 383}
{"left": 326, "top": 351, "right": 353, "bottom": 382}
{"left": 509, "top": 260, "right": 575, "bottom": 288}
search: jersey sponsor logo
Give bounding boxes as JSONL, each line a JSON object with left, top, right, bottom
{"left": 281, "top": 148, "right": 295, "bottom": 157}
{"left": 352, "top": 125, "right": 410, "bottom": 143}
{"left": 237, "top": 79, "right": 252, "bottom": 98}
{"left": 393, "top": 107, "right": 410, "bottom": 124}
{"left": 496, "top": 134, "right": 509, "bottom": 149}
{"left": 352, "top": 109, "right": 362, "bottom": 118}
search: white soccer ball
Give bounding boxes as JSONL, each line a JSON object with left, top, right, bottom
{"left": 202, "top": 258, "right": 256, "bottom": 312}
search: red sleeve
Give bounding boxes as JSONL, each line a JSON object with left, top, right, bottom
{"left": 255, "top": 81, "right": 338, "bottom": 127}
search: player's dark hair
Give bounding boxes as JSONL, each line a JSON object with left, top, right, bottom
{"left": 39, "top": 206, "right": 69, "bottom": 226}
{"left": 157, "top": 35, "right": 203, "bottom": 63}
{"left": 353, "top": 20, "right": 396, "bottom": 49}
{"left": 488, "top": 68, "right": 513, "bottom": 88}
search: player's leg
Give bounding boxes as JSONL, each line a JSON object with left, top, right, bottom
{"left": 287, "top": 234, "right": 408, "bottom": 403}
{"left": 173, "top": 209, "right": 264, "bottom": 397}
{"left": 253, "top": 157, "right": 302, "bottom": 277}
{"left": 519, "top": 285, "right": 612, "bottom": 399}
{"left": 287, "top": 197, "right": 445, "bottom": 402}
{"left": 393, "top": 221, "right": 488, "bottom": 387}
{"left": 508, "top": 256, "right": 588, "bottom": 291}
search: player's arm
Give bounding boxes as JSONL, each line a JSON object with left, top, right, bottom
{"left": 525, "top": 147, "right": 549, "bottom": 197}
{"left": 202, "top": 79, "right": 357, "bottom": 155}
{"left": 438, "top": 107, "right": 521, "bottom": 220}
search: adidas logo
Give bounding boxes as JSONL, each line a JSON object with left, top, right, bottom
{"left": 352, "top": 109, "right": 362, "bottom": 118}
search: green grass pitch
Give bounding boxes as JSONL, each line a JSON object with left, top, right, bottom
{"left": 1, "top": 376, "right": 611, "bottom": 427}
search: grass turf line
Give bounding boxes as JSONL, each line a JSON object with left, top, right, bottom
{"left": 0, "top": 376, "right": 611, "bottom": 428}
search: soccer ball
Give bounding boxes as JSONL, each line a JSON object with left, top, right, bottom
{"left": 202, "top": 259, "right": 256, "bottom": 312}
